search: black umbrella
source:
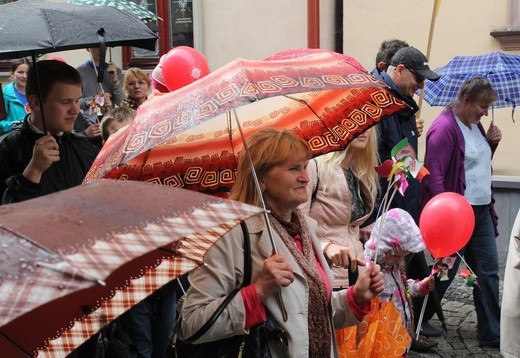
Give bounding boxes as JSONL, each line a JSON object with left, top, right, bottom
{"left": 0, "top": 0, "right": 157, "bottom": 132}
{"left": 0, "top": 0, "right": 157, "bottom": 60}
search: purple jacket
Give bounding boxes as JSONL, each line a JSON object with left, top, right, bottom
{"left": 420, "top": 107, "right": 499, "bottom": 236}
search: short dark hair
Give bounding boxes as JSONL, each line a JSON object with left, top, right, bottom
{"left": 26, "top": 60, "right": 82, "bottom": 101}
{"left": 375, "top": 39, "right": 409, "bottom": 72}
{"left": 455, "top": 76, "right": 498, "bottom": 106}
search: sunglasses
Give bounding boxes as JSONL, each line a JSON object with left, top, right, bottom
{"left": 407, "top": 68, "right": 425, "bottom": 83}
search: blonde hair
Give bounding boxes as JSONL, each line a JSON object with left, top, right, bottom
{"left": 229, "top": 128, "right": 312, "bottom": 206}
{"left": 315, "top": 127, "right": 379, "bottom": 198}
{"left": 123, "top": 67, "right": 151, "bottom": 97}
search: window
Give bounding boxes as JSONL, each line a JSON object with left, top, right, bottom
{"left": 508, "top": 0, "right": 520, "bottom": 30}
{"left": 123, "top": 0, "right": 195, "bottom": 69}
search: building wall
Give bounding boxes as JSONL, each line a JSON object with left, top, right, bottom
{"left": 343, "top": 0, "right": 519, "bottom": 177}
{"left": 199, "top": 0, "right": 335, "bottom": 70}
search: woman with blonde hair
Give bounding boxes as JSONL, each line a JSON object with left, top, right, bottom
{"left": 301, "top": 127, "right": 379, "bottom": 288}
{"left": 120, "top": 67, "right": 151, "bottom": 110}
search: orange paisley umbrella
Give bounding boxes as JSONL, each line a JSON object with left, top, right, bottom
{"left": 84, "top": 52, "right": 406, "bottom": 193}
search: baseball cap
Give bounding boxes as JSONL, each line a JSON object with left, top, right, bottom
{"left": 390, "top": 47, "right": 440, "bottom": 81}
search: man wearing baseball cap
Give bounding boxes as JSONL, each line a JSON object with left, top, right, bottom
{"left": 370, "top": 45, "right": 440, "bottom": 224}
{"left": 369, "top": 46, "right": 441, "bottom": 351}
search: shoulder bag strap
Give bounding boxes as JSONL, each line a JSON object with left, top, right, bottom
{"left": 182, "top": 221, "right": 251, "bottom": 343}
{"left": 310, "top": 158, "right": 319, "bottom": 206}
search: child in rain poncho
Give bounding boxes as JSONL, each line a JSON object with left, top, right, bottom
{"left": 364, "top": 208, "right": 436, "bottom": 354}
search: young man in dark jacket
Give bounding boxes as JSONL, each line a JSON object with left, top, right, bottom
{"left": 0, "top": 59, "right": 98, "bottom": 204}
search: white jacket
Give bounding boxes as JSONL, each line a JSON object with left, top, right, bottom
{"left": 501, "top": 209, "right": 520, "bottom": 358}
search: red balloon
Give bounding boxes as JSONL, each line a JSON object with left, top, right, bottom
{"left": 419, "top": 192, "right": 475, "bottom": 258}
{"left": 162, "top": 46, "right": 210, "bottom": 92}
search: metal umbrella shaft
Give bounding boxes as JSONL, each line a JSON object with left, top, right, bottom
{"left": 233, "top": 109, "right": 288, "bottom": 322}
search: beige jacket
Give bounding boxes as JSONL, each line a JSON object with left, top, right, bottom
{"left": 300, "top": 159, "right": 375, "bottom": 287}
{"left": 501, "top": 209, "right": 520, "bottom": 358}
{"left": 181, "top": 213, "right": 362, "bottom": 358}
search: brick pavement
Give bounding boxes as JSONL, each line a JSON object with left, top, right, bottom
{"left": 409, "top": 252, "right": 506, "bottom": 358}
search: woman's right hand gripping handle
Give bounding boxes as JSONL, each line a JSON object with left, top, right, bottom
{"left": 255, "top": 254, "right": 294, "bottom": 302}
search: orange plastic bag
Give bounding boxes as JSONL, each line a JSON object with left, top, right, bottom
{"left": 336, "top": 298, "right": 411, "bottom": 358}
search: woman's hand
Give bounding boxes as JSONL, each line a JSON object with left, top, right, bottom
{"left": 487, "top": 122, "right": 502, "bottom": 145}
{"left": 255, "top": 254, "right": 294, "bottom": 302}
{"left": 325, "top": 243, "right": 364, "bottom": 272}
{"left": 351, "top": 261, "right": 384, "bottom": 306}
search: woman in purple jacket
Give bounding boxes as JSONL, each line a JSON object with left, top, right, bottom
{"left": 420, "top": 76, "right": 502, "bottom": 349}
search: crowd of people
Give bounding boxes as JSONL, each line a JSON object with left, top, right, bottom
{"left": 0, "top": 38, "right": 515, "bottom": 358}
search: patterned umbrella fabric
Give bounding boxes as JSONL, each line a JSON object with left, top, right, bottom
{"left": 84, "top": 52, "right": 406, "bottom": 193}
{"left": 0, "top": 179, "right": 263, "bottom": 357}
{"left": 67, "top": 0, "right": 160, "bottom": 21}
{"left": 423, "top": 52, "right": 520, "bottom": 108}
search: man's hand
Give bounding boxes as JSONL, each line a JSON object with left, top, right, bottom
{"left": 416, "top": 117, "right": 425, "bottom": 137}
{"left": 22, "top": 133, "right": 60, "bottom": 184}
{"left": 108, "top": 62, "right": 120, "bottom": 88}
{"left": 84, "top": 123, "right": 101, "bottom": 138}
{"left": 107, "top": 61, "right": 117, "bottom": 75}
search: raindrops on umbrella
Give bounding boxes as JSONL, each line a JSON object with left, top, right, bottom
{"left": 67, "top": 0, "right": 161, "bottom": 22}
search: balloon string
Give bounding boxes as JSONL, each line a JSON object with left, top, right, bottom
{"left": 373, "top": 182, "right": 392, "bottom": 263}
{"left": 373, "top": 184, "right": 397, "bottom": 264}
{"left": 415, "top": 292, "right": 429, "bottom": 340}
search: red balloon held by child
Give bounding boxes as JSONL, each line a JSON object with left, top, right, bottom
{"left": 419, "top": 192, "right": 474, "bottom": 258}
{"left": 162, "top": 46, "right": 210, "bottom": 91}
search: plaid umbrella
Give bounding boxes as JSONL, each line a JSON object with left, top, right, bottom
{"left": 0, "top": 180, "right": 263, "bottom": 357}
{"left": 423, "top": 52, "right": 520, "bottom": 109}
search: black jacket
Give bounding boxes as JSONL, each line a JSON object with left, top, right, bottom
{"left": 0, "top": 116, "right": 98, "bottom": 204}
{"left": 367, "top": 71, "right": 421, "bottom": 224}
